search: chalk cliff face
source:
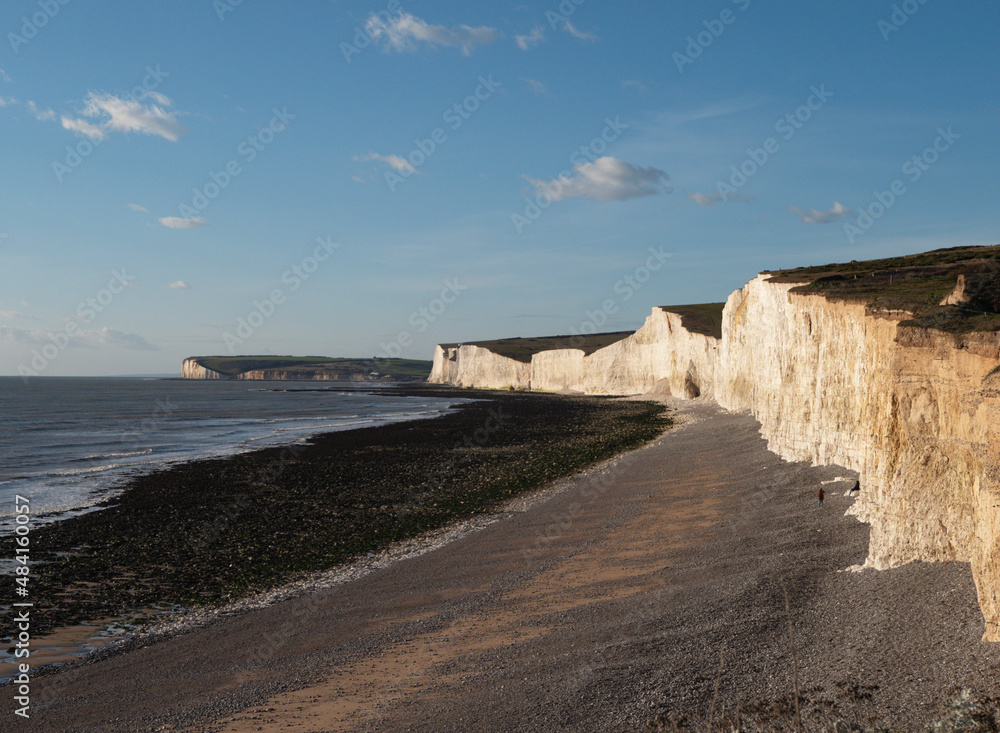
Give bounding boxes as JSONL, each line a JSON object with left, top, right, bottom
{"left": 429, "top": 274, "right": 1000, "bottom": 641}
{"left": 429, "top": 344, "right": 530, "bottom": 390}
{"left": 181, "top": 358, "right": 382, "bottom": 382}
{"left": 716, "top": 275, "right": 1000, "bottom": 641}
{"left": 182, "top": 358, "right": 225, "bottom": 380}
{"left": 429, "top": 309, "right": 718, "bottom": 397}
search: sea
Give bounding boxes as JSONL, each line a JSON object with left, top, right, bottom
{"left": 0, "top": 377, "right": 466, "bottom": 535}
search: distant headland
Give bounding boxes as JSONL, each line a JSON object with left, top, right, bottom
{"left": 181, "top": 355, "right": 431, "bottom": 381}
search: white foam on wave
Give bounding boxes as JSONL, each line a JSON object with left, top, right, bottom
{"left": 78, "top": 449, "right": 153, "bottom": 462}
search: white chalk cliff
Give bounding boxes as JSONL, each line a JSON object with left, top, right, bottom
{"left": 182, "top": 358, "right": 225, "bottom": 380}
{"left": 429, "top": 274, "right": 1000, "bottom": 641}
{"left": 429, "top": 308, "right": 718, "bottom": 397}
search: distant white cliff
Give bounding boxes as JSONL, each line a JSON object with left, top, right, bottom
{"left": 429, "top": 273, "right": 1000, "bottom": 642}
{"left": 429, "top": 308, "right": 717, "bottom": 397}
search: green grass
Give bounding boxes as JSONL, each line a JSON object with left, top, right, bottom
{"left": 191, "top": 356, "right": 432, "bottom": 380}
{"left": 659, "top": 303, "right": 726, "bottom": 339}
{"left": 441, "top": 331, "right": 635, "bottom": 363}
{"left": 764, "top": 244, "right": 1000, "bottom": 334}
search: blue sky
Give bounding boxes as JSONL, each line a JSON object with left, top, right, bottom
{"left": 1, "top": 0, "right": 997, "bottom": 376}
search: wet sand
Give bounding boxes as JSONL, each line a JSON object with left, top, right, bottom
{"left": 22, "top": 399, "right": 1000, "bottom": 731}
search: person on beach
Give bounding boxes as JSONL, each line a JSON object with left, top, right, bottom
{"left": 818, "top": 489, "right": 824, "bottom": 508}
{"left": 848, "top": 480, "right": 860, "bottom": 496}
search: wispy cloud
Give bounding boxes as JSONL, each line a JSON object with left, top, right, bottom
{"left": 62, "top": 91, "right": 186, "bottom": 142}
{"left": 93, "top": 327, "right": 158, "bottom": 350}
{"left": 128, "top": 203, "right": 149, "bottom": 212}
{"left": 521, "top": 77, "right": 547, "bottom": 95}
{"left": 159, "top": 216, "right": 207, "bottom": 230}
{"left": 0, "top": 326, "right": 46, "bottom": 344}
{"left": 0, "top": 96, "right": 57, "bottom": 121}
{"left": 365, "top": 12, "right": 498, "bottom": 55}
{"left": 26, "top": 100, "right": 55, "bottom": 121}
{"left": 0, "top": 69, "right": 10, "bottom": 83}
{"left": 0, "top": 325, "right": 156, "bottom": 350}
{"left": 563, "top": 19, "right": 596, "bottom": 41}
{"left": 527, "top": 156, "right": 671, "bottom": 202}
{"left": 622, "top": 80, "right": 647, "bottom": 92}
{"left": 354, "top": 152, "right": 417, "bottom": 175}
{"left": 61, "top": 115, "right": 106, "bottom": 139}
{"left": 166, "top": 280, "right": 191, "bottom": 290}
{"left": 688, "top": 191, "right": 755, "bottom": 207}
{"left": 515, "top": 26, "right": 545, "bottom": 50}
{"left": 789, "top": 201, "right": 853, "bottom": 224}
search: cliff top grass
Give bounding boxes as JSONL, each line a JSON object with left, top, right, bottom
{"left": 658, "top": 303, "right": 726, "bottom": 340}
{"left": 441, "top": 331, "right": 635, "bottom": 363}
{"left": 191, "top": 356, "right": 431, "bottom": 379}
{"left": 764, "top": 244, "right": 1000, "bottom": 333}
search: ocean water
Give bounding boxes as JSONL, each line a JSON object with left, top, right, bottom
{"left": 0, "top": 377, "right": 464, "bottom": 533}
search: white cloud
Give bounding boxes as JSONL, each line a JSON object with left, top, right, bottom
{"left": 522, "top": 77, "right": 547, "bottom": 95}
{"left": 26, "top": 100, "right": 55, "bottom": 121}
{"left": 128, "top": 203, "right": 149, "bottom": 212}
{"left": 142, "top": 90, "right": 172, "bottom": 106}
{"left": 789, "top": 201, "right": 853, "bottom": 224}
{"left": 166, "top": 280, "right": 191, "bottom": 290}
{"left": 622, "top": 80, "right": 647, "bottom": 92}
{"left": 61, "top": 115, "right": 107, "bottom": 140}
{"left": 688, "top": 191, "right": 755, "bottom": 207}
{"left": 159, "top": 216, "right": 207, "bottom": 230}
{"left": 515, "top": 26, "right": 545, "bottom": 50}
{"left": 527, "top": 156, "right": 671, "bottom": 202}
{"left": 0, "top": 96, "right": 56, "bottom": 120}
{"left": 354, "top": 152, "right": 417, "bottom": 175}
{"left": 0, "top": 69, "right": 10, "bottom": 82}
{"left": 62, "top": 91, "right": 186, "bottom": 141}
{"left": 365, "top": 12, "right": 498, "bottom": 55}
{"left": 563, "top": 19, "right": 596, "bottom": 41}
{"left": 92, "top": 327, "right": 158, "bottom": 351}
{"left": 0, "top": 310, "right": 25, "bottom": 320}
{"left": 0, "top": 326, "right": 48, "bottom": 344}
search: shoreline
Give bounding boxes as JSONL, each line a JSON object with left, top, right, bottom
{"left": 2, "top": 386, "right": 669, "bottom": 679}
{"left": 0, "top": 379, "right": 465, "bottom": 535}
{"left": 24, "top": 398, "right": 1000, "bottom": 732}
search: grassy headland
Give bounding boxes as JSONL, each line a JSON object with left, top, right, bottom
{"left": 190, "top": 355, "right": 432, "bottom": 380}
{"left": 440, "top": 332, "right": 636, "bottom": 363}
{"left": 766, "top": 243, "right": 1000, "bottom": 334}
